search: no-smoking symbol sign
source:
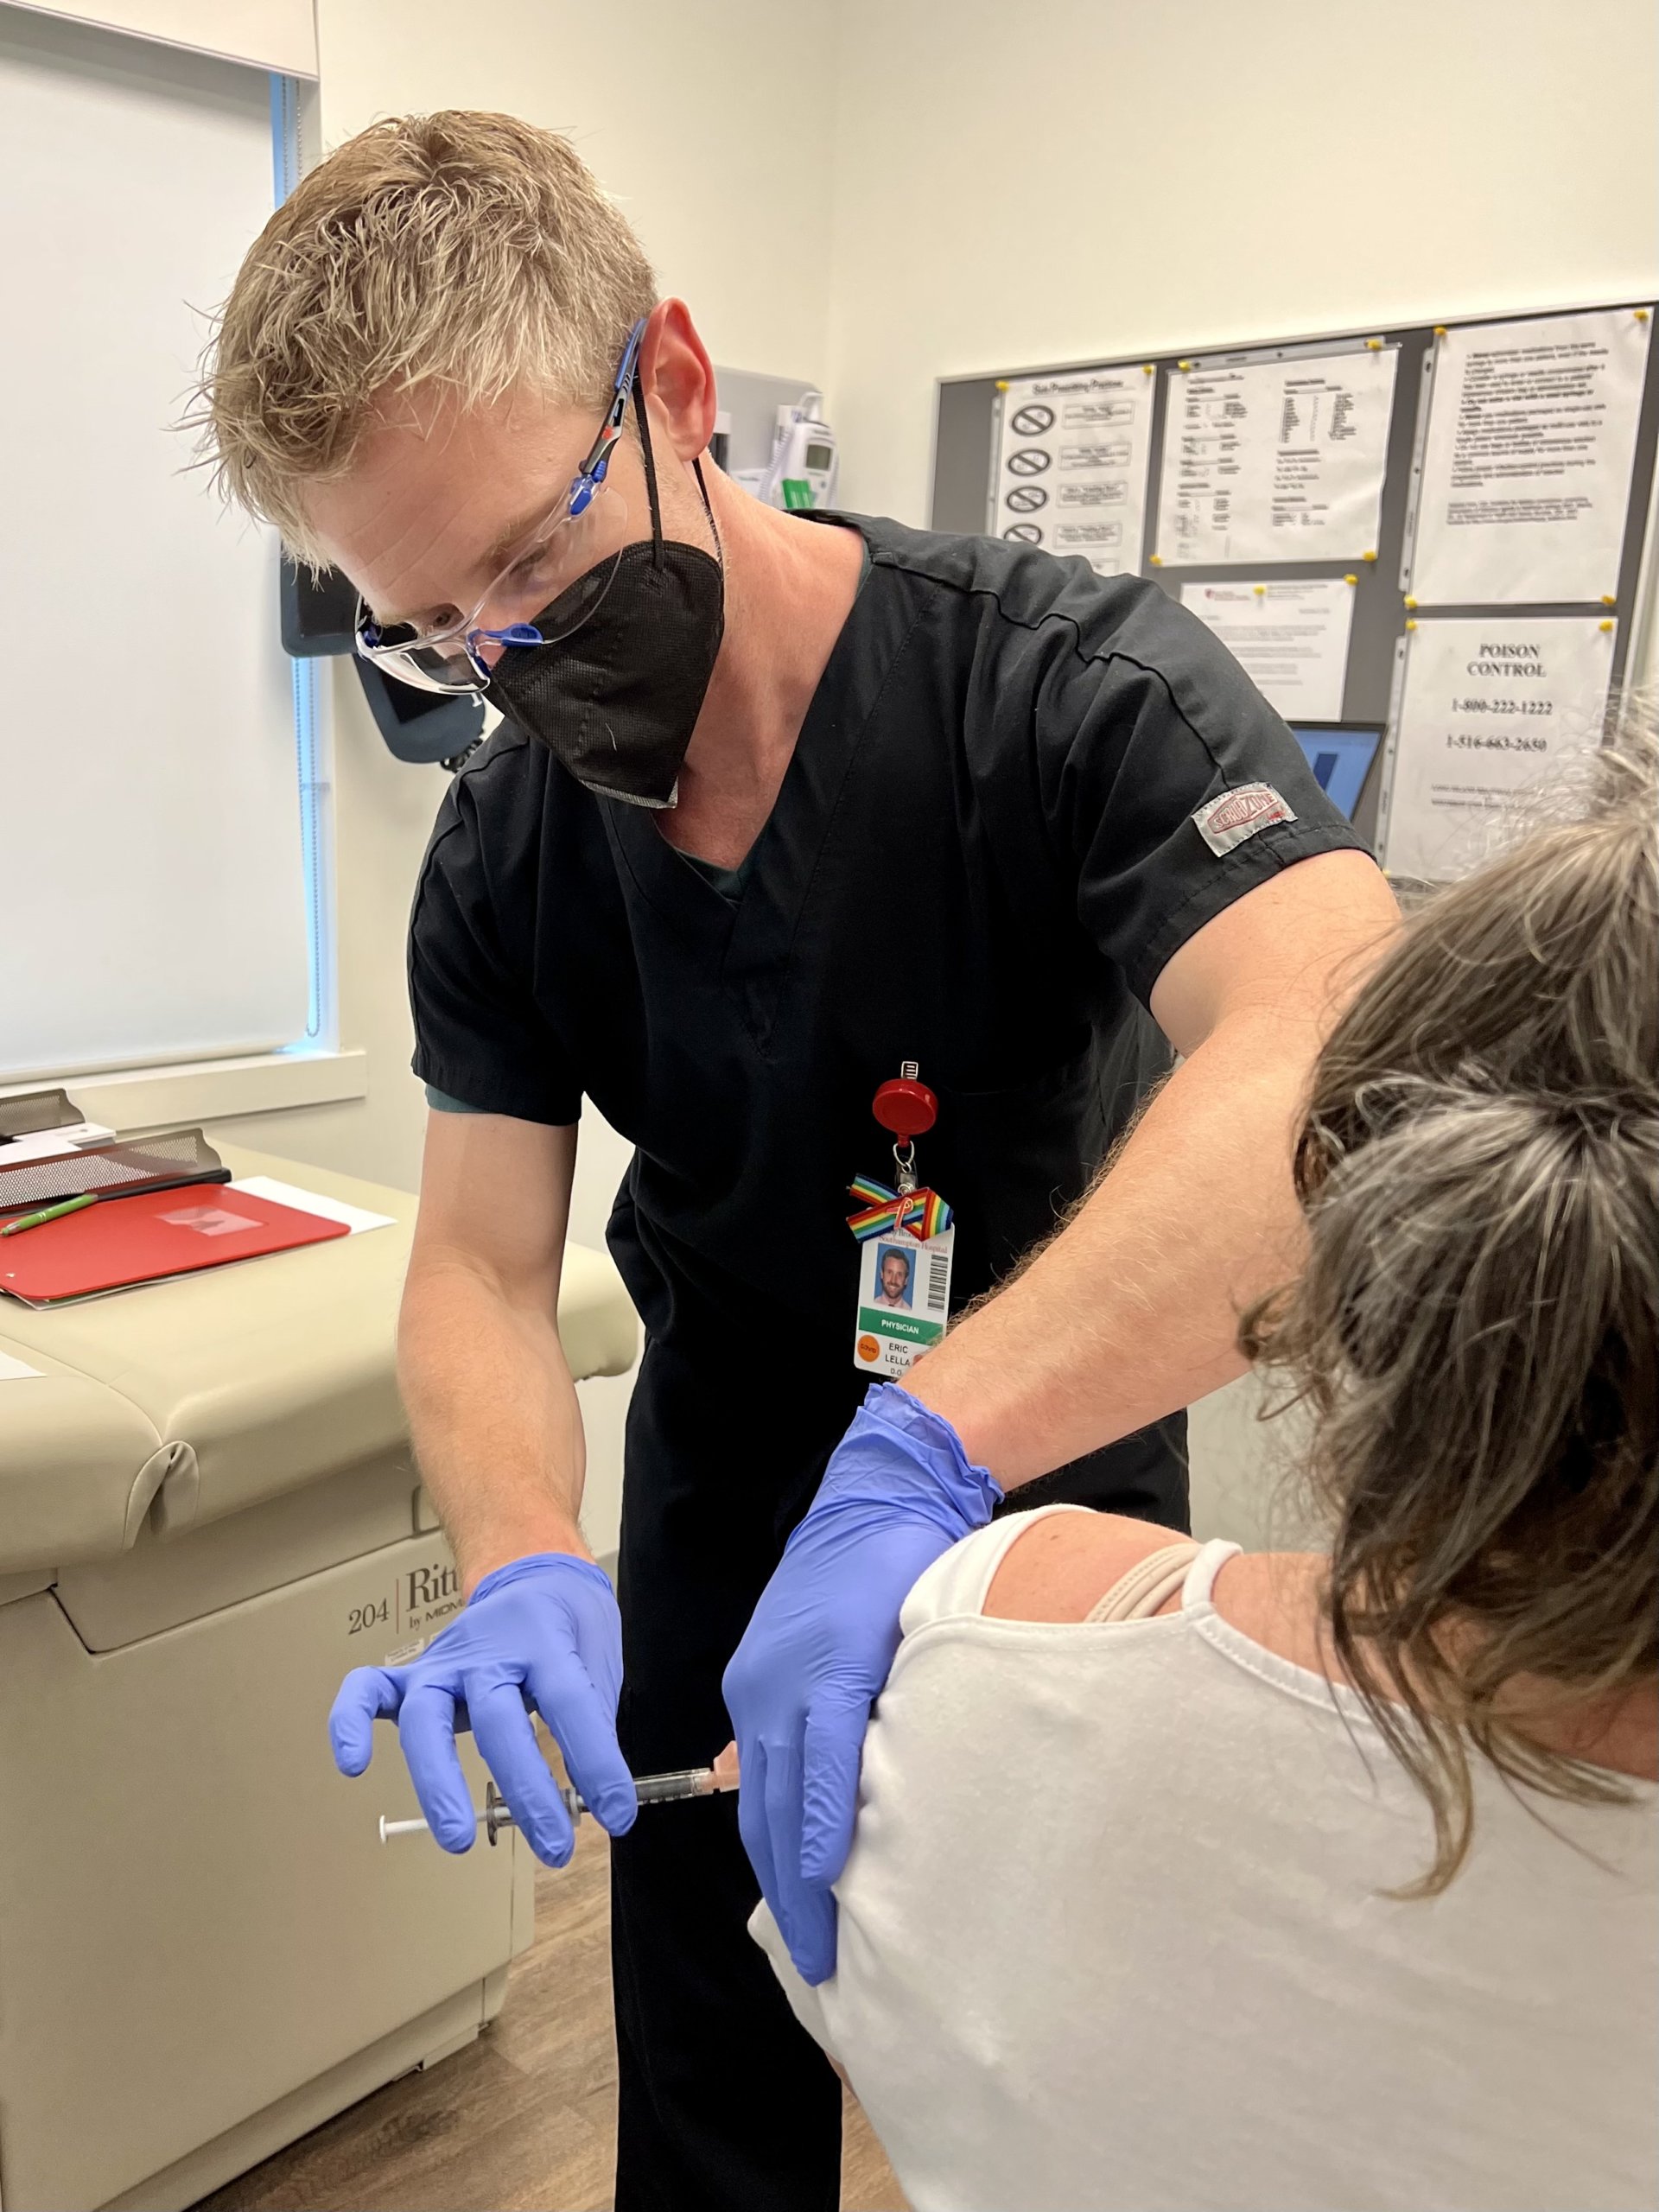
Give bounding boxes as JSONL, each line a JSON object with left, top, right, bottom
{"left": 1006, "top": 446, "right": 1051, "bottom": 476}
{"left": 1010, "top": 404, "right": 1055, "bottom": 436}
{"left": 1003, "top": 523, "right": 1044, "bottom": 543}
{"left": 1005, "top": 483, "right": 1047, "bottom": 513}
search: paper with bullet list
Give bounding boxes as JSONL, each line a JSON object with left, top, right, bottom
{"left": 1408, "top": 308, "right": 1651, "bottom": 606}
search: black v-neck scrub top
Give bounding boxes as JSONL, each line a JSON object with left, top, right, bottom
{"left": 408, "top": 513, "right": 1367, "bottom": 1521}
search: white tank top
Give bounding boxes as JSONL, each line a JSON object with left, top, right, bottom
{"left": 752, "top": 1507, "right": 1659, "bottom": 2212}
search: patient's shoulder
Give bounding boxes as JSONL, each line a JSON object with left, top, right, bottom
{"left": 983, "top": 1510, "right": 1197, "bottom": 1622}
{"left": 983, "top": 1515, "right": 1345, "bottom": 1686}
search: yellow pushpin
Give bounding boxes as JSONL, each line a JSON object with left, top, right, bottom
{"left": 1405, "top": 618, "right": 1418, "bottom": 631}
{"left": 1600, "top": 593, "right": 1618, "bottom": 606}
{"left": 1253, "top": 583, "right": 1267, "bottom": 594}
{"left": 1177, "top": 360, "right": 1192, "bottom": 372}
{"left": 1143, "top": 363, "right": 1155, "bottom": 374}
{"left": 1362, "top": 550, "right": 1378, "bottom": 563}
{"left": 1636, "top": 308, "right": 1649, "bottom": 323}
{"left": 995, "top": 379, "right": 1010, "bottom": 391}
{"left": 1364, "top": 337, "right": 1383, "bottom": 351}
{"left": 1149, "top": 553, "right": 1164, "bottom": 567}
{"left": 1404, "top": 595, "right": 1418, "bottom": 610}
{"left": 1344, "top": 574, "right": 1358, "bottom": 587}
{"left": 1433, "top": 325, "right": 1447, "bottom": 337}
{"left": 1599, "top": 618, "right": 1615, "bottom": 632}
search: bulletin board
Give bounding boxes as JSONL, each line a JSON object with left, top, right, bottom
{"left": 930, "top": 303, "right": 1659, "bottom": 876}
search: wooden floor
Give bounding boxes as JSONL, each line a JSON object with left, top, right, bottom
{"left": 194, "top": 1813, "right": 906, "bottom": 2212}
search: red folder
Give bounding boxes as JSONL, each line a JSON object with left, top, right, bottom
{"left": 0, "top": 1185, "right": 349, "bottom": 1306}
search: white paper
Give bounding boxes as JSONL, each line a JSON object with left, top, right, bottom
{"left": 994, "top": 366, "right": 1155, "bottom": 576}
{"left": 1409, "top": 309, "right": 1652, "bottom": 606}
{"left": 0, "top": 1122, "right": 117, "bottom": 1166}
{"left": 228, "top": 1177, "right": 396, "bottom": 1235}
{"left": 1382, "top": 616, "right": 1615, "bottom": 881}
{"left": 1180, "top": 577, "right": 1356, "bottom": 719}
{"left": 0, "top": 1351, "right": 43, "bottom": 1382}
{"left": 1157, "top": 347, "right": 1398, "bottom": 566}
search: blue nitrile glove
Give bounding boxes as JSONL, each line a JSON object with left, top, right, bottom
{"left": 329, "top": 1552, "right": 637, "bottom": 1867}
{"left": 723, "top": 1383, "right": 1001, "bottom": 1984}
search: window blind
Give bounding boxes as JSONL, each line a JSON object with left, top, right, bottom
{"left": 0, "top": 5, "right": 312, "bottom": 1081}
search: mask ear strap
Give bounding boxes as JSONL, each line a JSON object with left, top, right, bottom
{"left": 632, "top": 372, "right": 722, "bottom": 569}
{"left": 632, "top": 367, "right": 666, "bottom": 567}
{"left": 693, "top": 456, "right": 721, "bottom": 562}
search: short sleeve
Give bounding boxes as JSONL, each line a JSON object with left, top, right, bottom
{"left": 1033, "top": 584, "right": 1371, "bottom": 1009}
{"left": 407, "top": 781, "right": 583, "bottom": 1126}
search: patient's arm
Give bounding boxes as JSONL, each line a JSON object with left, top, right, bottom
{"left": 398, "top": 1109, "right": 593, "bottom": 1594}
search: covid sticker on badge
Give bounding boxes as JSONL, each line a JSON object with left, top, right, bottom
{"left": 852, "top": 1227, "right": 955, "bottom": 1378}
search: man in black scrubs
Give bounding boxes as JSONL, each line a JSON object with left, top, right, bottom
{"left": 206, "top": 115, "right": 1397, "bottom": 2211}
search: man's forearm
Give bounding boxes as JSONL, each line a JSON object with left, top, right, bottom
{"left": 399, "top": 1252, "right": 589, "bottom": 1594}
{"left": 906, "top": 1004, "right": 1318, "bottom": 1486}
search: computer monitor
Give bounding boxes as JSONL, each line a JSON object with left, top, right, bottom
{"left": 1291, "top": 726, "right": 1382, "bottom": 822}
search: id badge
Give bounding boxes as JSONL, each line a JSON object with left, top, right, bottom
{"left": 853, "top": 1224, "right": 956, "bottom": 1378}
{"left": 849, "top": 1062, "right": 956, "bottom": 1379}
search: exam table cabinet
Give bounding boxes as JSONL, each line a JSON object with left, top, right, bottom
{"left": 0, "top": 1146, "right": 639, "bottom": 2212}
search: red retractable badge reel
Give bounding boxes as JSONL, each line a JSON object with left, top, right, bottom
{"left": 874, "top": 1061, "right": 936, "bottom": 1189}
{"left": 872, "top": 1072, "right": 937, "bottom": 1141}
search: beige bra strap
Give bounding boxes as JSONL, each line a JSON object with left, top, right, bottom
{"left": 1085, "top": 1540, "right": 1205, "bottom": 1624}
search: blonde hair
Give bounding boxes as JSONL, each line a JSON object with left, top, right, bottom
{"left": 1243, "top": 724, "right": 1659, "bottom": 1894}
{"left": 194, "top": 111, "right": 657, "bottom": 559}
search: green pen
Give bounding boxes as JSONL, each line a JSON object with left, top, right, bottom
{"left": 1, "top": 1192, "right": 98, "bottom": 1237}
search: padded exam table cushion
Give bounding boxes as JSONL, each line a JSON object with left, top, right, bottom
{"left": 0, "top": 1144, "right": 638, "bottom": 1573}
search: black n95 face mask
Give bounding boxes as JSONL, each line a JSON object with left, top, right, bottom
{"left": 486, "top": 396, "right": 724, "bottom": 810}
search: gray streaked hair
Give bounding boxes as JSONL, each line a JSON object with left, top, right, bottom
{"left": 1243, "top": 722, "right": 1659, "bottom": 1892}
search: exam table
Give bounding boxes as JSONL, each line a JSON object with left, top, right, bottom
{"left": 0, "top": 1144, "right": 639, "bottom": 2212}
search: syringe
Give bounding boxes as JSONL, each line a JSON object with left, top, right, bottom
{"left": 378, "top": 1759, "right": 737, "bottom": 1847}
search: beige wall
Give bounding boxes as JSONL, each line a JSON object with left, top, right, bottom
{"left": 207, "top": 0, "right": 1659, "bottom": 1550}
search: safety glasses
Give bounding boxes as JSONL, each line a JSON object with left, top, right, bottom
{"left": 354, "top": 318, "right": 647, "bottom": 696}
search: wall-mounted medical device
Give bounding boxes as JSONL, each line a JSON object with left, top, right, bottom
{"left": 755, "top": 397, "right": 838, "bottom": 511}
{"left": 712, "top": 367, "right": 839, "bottom": 512}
